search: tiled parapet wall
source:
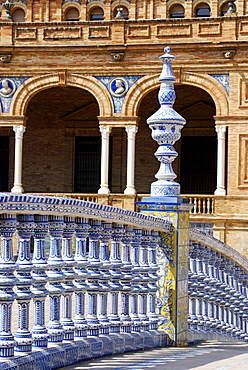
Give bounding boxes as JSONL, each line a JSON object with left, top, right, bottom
{"left": 188, "top": 228, "right": 248, "bottom": 342}
{"left": 0, "top": 193, "right": 170, "bottom": 369}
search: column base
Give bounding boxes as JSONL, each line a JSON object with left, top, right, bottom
{"left": 124, "top": 186, "right": 136, "bottom": 195}
{"left": 98, "top": 186, "right": 110, "bottom": 195}
{"left": 11, "top": 184, "right": 24, "bottom": 193}
{"left": 214, "top": 188, "right": 226, "bottom": 196}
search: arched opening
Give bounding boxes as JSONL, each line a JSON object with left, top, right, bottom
{"left": 220, "top": 2, "right": 229, "bottom": 16}
{"left": 136, "top": 84, "right": 217, "bottom": 195}
{"left": 90, "top": 7, "right": 104, "bottom": 21}
{"left": 114, "top": 6, "right": 129, "bottom": 19}
{"left": 12, "top": 8, "right": 25, "bottom": 22}
{"left": 170, "top": 4, "right": 185, "bottom": 18}
{"left": 24, "top": 87, "right": 104, "bottom": 193}
{"left": 195, "top": 3, "right": 211, "bottom": 17}
{"left": 65, "top": 7, "right": 80, "bottom": 21}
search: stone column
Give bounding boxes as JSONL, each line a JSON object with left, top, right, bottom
{"left": 124, "top": 125, "right": 138, "bottom": 195}
{"left": 11, "top": 125, "right": 26, "bottom": 194}
{"left": 98, "top": 126, "right": 112, "bottom": 195}
{"left": 214, "top": 125, "right": 227, "bottom": 196}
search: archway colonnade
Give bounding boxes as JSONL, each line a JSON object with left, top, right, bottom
{"left": 0, "top": 71, "right": 229, "bottom": 196}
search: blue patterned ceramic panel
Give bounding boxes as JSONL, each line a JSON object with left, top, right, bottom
{"left": 0, "top": 77, "right": 30, "bottom": 113}
{"left": 95, "top": 75, "right": 144, "bottom": 113}
{"left": 209, "top": 74, "right": 229, "bottom": 94}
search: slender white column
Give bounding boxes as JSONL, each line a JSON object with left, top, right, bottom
{"left": 98, "top": 125, "right": 112, "bottom": 195}
{"left": 11, "top": 125, "right": 26, "bottom": 194}
{"left": 124, "top": 125, "right": 138, "bottom": 195}
{"left": 214, "top": 125, "right": 227, "bottom": 196}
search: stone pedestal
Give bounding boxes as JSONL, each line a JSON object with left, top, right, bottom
{"left": 137, "top": 198, "right": 192, "bottom": 346}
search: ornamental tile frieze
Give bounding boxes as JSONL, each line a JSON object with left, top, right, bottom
{"left": 209, "top": 74, "right": 229, "bottom": 94}
{"left": 0, "top": 77, "right": 30, "bottom": 113}
{"left": 95, "top": 75, "right": 144, "bottom": 113}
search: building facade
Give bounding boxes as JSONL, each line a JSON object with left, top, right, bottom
{"left": 0, "top": 0, "right": 248, "bottom": 255}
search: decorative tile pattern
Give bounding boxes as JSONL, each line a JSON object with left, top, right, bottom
{"left": 95, "top": 76, "right": 144, "bottom": 113}
{"left": 0, "top": 77, "right": 30, "bottom": 113}
{"left": 209, "top": 74, "right": 229, "bottom": 94}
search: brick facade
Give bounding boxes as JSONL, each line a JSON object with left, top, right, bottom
{"left": 1, "top": 0, "right": 248, "bottom": 254}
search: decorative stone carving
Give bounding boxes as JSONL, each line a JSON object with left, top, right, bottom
{"left": 111, "top": 52, "right": 125, "bottom": 61}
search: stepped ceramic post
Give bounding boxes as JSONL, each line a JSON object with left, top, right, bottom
{"left": 130, "top": 228, "right": 142, "bottom": 332}
{"left": 120, "top": 226, "right": 133, "bottom": 333}
{"left": 0, "top": 215, "right": 17, "bottom": 357}
{"left": 98, "top": 222, "right": 112, "bottom": 335}
{"left": 15, "top": 215, "right": 35, "bottom": 353}
{"left": 109, "top": 223, "right": 124, "bottom": 333}
{"left": 87, "top": 220, "right": 102, "bottom": 336}
{"left": 74, "top": 217, "right": 90, "bottom": 338}
{"left": 139, "top": 230, "right": 151, "bottom": 331}
{"left": 32, "top": 215, "right": 49, "bottom": 348}
{"left": 61, "top": 217, "right": 76, "bottom": 341}
{"left": 147, "top": 231, "right": 160, "bottom": 330}
{"left": 46, "top": 216, "right": 65, "bottom": 343}
{"left": 137, "top": 47, "right": 192, "bottom": 346}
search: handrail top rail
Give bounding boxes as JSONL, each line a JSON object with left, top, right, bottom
{"left": 190, "top": 228, "right": 248, "bottom": 272}
{"left": 0, "top": 192, "right": 171, "bottom": 232}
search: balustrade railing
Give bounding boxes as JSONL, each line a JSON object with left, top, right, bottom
{"left": 189, "top": 228, "right": 248, "bottom": 342}
{"left": 33, "top": 193, "right": 216, "bottom": 216}
{"left": 0, "top": 193, "right": 170, "bottom": 359}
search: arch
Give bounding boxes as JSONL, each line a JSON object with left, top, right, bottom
{"left": 12, "top": 8, "right": 25, "bottom": 22}
{"left": 62, "top": 1, "right": 81, "bottom": 20}
{"left": 194, "top": 1, "right": 211, "bottom": 17}
{"left": 10, "top": 73, "right": 114, "bottom": 117}
{"left": 123, "top": 72, "right": 229, "bottom": 117}
{"left": 112, "top": 0, "right": 130, "bottom": 19}
{"left": 113, "top": 5, "right": 129, "bottom": 19}
{"left": 87, "top": 2, "right": 105, "bottom": 21}
{"left": 65, "top": 7, "right": 80, "bottom": 21}
{"left": 220, "top": 1, "right": 229, "bottom": 16}
{"left": 169, "top": 3, "right": 185, "bottom": 18}
{"left": 11, "top": 3, "right": 27, "bottom": 22}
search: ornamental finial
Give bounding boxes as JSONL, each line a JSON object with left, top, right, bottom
{"left": 147, "top": 47, "right": 186, "bottom": 200}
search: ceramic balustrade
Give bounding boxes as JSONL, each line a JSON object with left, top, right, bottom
{"left": 189, "top": 230, "right": 248, "bottom": 341}
{"left": 0, "top": 193, "right": 170, "bottom": 358}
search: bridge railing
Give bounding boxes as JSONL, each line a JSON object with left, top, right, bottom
{"left": 0, "top": 193, "right": 170, "bottom": 359}
{"left": 189, "top": 227, "right": 248, "bottom": 342}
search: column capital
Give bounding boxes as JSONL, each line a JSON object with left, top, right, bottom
{"left": 215, "top": 125, "right": 227, "bottom": 139}
{"left": 125, "top": 125, "right": 138, "bottom": 139}
{"left": 13, "top": 125, "right": 26, "bottom": 139}
{"left": 99, "top": 125, "right": 112, "bottom": 139}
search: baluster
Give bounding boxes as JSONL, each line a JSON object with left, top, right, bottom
{"left": 32, "top": 215, "right": 49, "bottom": 348}
{"left": 61, "top": 217, "right": 76, "bottom": 341}
{"left": 147, "top": 231, "right": 159, "bottom": 330}
{"left": 189, "top": 198, "right": 193, "bottom": 213}
{"left": 207, "top": 198, "right": 211, "bottom": 214}
{"left": 74, "top": 217, "right": 90, "bottom": 338}
{"left": 202, "top": 198, "right": 206, "bottom": 214}
{"left": 0, "top": 214, "right": 18, "bottom": 358}
{"left": 15, "top": 214, "right": 35, "bottom": 353}
{"left": 197, "top": 198, "right": 201, "bottom": 214}
{"left": 120, "top": 226, "right": 134, "bottom": 333}
{"left": 193, "top": 198, "right": 197, "bottom": 214}
{"left": 130, "top": 228, "right": 142, "bottom": 332}
{"left": 46, "top": 216, "right": 65, "bottom": 343}
{"left": 139, "top": 230, "right": 151, "bottom": 331}
{"left": 98, "top": 222, "right": 112, "bottom": 335}
{"left": 87, "top": 219, "right": 102, "bottom": 336}
{"left": 109, "top": 223, "right": 124, "bottom": 334}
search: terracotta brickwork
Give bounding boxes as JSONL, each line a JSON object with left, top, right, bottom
{"left": 1, "top": 0, "right": 248, "bottom": 254}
